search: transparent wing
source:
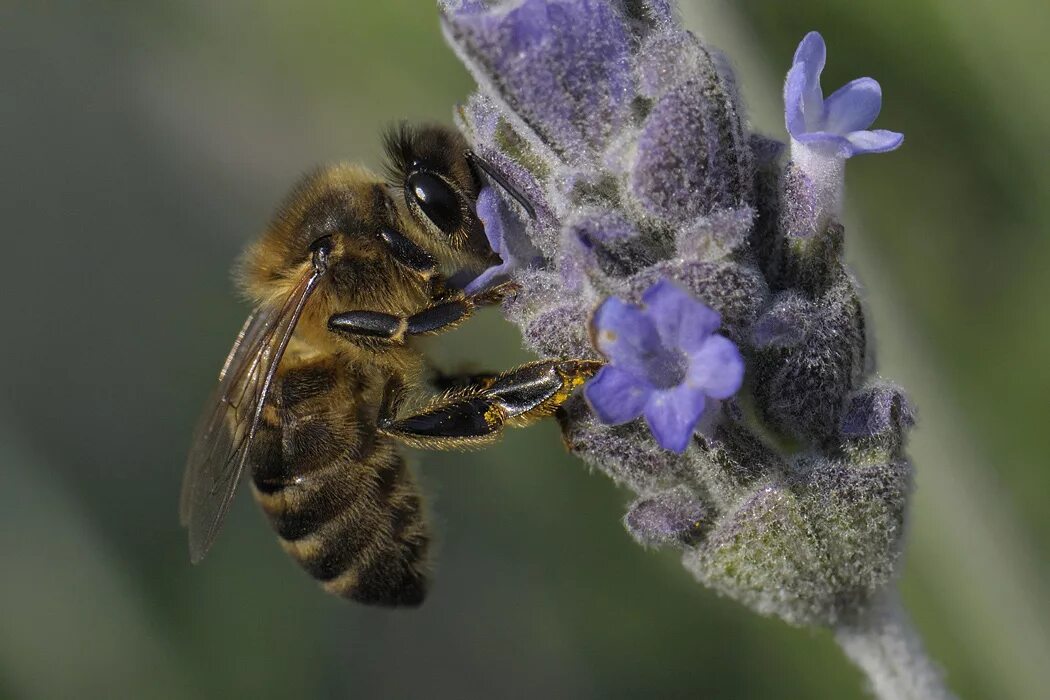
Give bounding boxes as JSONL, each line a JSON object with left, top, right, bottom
{"left": 179, "top": 270, "right": 321, "bottom": 563}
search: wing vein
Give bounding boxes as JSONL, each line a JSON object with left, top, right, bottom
{"left": 180, "top": 268, "right": 324, "bottom": 563}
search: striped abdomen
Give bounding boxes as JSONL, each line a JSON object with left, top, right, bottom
{"left": 249, "top": 360, "right": 430, "bottom": 606}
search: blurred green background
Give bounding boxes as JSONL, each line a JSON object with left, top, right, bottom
{"left": 2, "top": 1, "right": 1047, "bottom": 698}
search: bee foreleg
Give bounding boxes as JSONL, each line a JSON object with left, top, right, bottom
{"left": 328, "top": 281, "right": 519, "bottom": 343}
{"left": 329, "top": 299, "right": 473, "bottom": 343}
{"left": 460, "top": 280, "right": 519, "bottom": 307}
{"left": 377, "top": 226, "right": 438, "bottom": 279}
{"left": 377, "top": 359, "right": 601, "bottom": 449}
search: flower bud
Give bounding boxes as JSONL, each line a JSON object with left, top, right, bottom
{"left": 687, "top": 455, "right": 910, "bottom": 626}
{"left": 625, "top": 486, "right": 708, "bottom": 547}
{"left": 559, "top": 395, "right": 691, "bottom": 491}
{"left": 840, "top": 383, "right": 916, "bottom": 459}
{"left": 752, "top": 282, "right": 866, "bottom": 443}
{"left": 690, "top": 400, "right": 786, "bottom": 508}
{"left": 443, "top": 0, "right": 634, "bottom": 163}
{"left": 629, "top": 50, "right": 753, "bottom": 223}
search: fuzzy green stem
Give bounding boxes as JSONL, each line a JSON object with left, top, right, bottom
{"left": 834, "top": 587, "right": 955, "bottom": 700}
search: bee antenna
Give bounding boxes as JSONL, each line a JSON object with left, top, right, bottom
{"left": 309, "top": 235, "right": 333, "bottom": 273}
{"left": 465, "top": 150, "right": 536, "bottom": 220}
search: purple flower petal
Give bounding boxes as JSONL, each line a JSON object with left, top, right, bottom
{"left": 475, "top": 187, "right": 504, "bottom": 253}
{"left": 793, "top": 30, "right": 827, "bottom": 77}
{"left": 783, "top": 64, "right": 810, "bottom": 139}
{"left": 462, "top": 186, "right": 542, "bottom": 295}
{"left": 792, "top": 31, "right": 826, "bottom": 132}
{"left": 641, "top": 278, "right": 720, "bottom": 350}
{"left": 463, "top": 263, "right": 509, "bottom": 296}
{"left": 591, "top": 296, "right": 668, "bottom": 380}
{"left": 643, "top": 384, "right": 707, "bottom": 453}
{"left": 845, "top": 128, "right": 904, "bottom": 155}
{"left": 586, "top": 280, "right": 745, "bottom": 451}
{"left": 823, "top": 77, "right": 882, "bottom": 134}
{"left": 791, "top": 130, "right": 853, "bottom": 154}
{"left": 462, "top": 189, "right": 510, "bottom": 294}
{"left": 687, "top": 334, "right": 744, "bottom": 399}
{"left": 584, "top": 365, "right": 652, "bottom": 425}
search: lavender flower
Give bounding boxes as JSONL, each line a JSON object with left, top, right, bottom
{"left": 442, "top": 2, "right": 949, "bottom": 697}
{"left": 785, "top": 31, "right": 903, "bottom": 158}
{"left": 783, "top": 31, "right": 903, "bottom": 223}
{"left": 585, "top": 280, "right": 743, "bottom": 453}
{"left": 463, "top": 187, "right": 541, "bottom": 294}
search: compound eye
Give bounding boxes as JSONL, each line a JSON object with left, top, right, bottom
{"left": 406, "top": 171, "right": 462, "bottom": 235}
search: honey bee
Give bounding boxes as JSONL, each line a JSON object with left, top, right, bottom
{"left": 180, "top": 124, "right": 599, "bottom": 606}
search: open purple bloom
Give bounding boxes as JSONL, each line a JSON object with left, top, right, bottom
{"left": 463, "top": 187, "right": 541, "bottom": 294}
{"left": 785, "top": 31, "right": 903, "bottom": 157}
{"left": 584, "top": 279, "right": 744, "bottom": 453}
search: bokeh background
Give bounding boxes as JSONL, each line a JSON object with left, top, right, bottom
{"left": 3, "top": 1, "right": 1048, "bottom": 698}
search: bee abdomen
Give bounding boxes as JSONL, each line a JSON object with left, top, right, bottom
{"left": 317, "top": 489, "right": 430, "bottom": 607}
{"left": 251, "top": 431, "right": 430, "bottom": 607}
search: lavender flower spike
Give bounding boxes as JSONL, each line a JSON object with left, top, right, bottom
{"left": 585, "top": 279, "right": 744, "bottom": 453}
{"left": 785, "top": 31, "right": 903, "bottom": 219}
{"left": 442, "top": 2, "right": 951, "bottom": 697}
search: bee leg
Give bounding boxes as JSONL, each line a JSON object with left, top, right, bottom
{"left": 458, "top": 280, "right": 519, "bottom": 306}
{"left": 328, "top": 301, "right": 470, "bottom": 342}
{"left": 374, "top": 224, "right": 520, "bottom": 307}
{"left": 377, "top": 359, "right": 602, "bottom": 449}
{"left": 327, "top": 281, "right": 520, "bottom": 343}
{"left": 429, "top": 368, "right": 499, "bottom": 393}
{"left": 376, "top": 226, "right": 438, "bottom": 279}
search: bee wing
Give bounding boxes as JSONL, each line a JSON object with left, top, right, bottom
{"left": 180, "top": 269, "right": 321, "bottom": 563}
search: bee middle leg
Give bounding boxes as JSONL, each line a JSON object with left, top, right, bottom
{"left": 327, "top": 281, "right": 517, "bottom": 343}
{"left": 377, "top": 359, "right": 602, "bottom": 450}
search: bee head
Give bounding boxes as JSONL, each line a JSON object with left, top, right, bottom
{"left": 383, "top": 123, "right": 496, "bottom": 272}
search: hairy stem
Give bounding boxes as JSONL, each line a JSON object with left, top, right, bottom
{"left": 834, "top": 587, "right": 955, "bottom": 700}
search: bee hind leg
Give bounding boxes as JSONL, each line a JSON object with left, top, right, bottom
{"left": 378, "top": 359, "right": 602, "bottom": 450}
